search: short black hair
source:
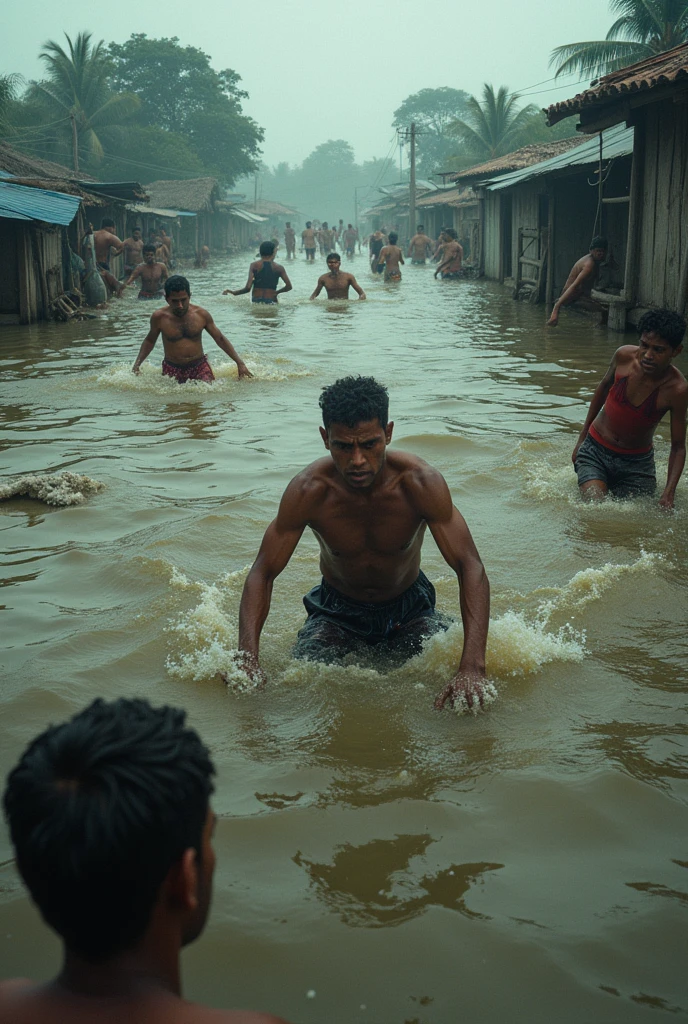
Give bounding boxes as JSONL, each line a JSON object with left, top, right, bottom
{"left": 320, "top": 376, "right": 389, "bottom": 430}
{"left": 3, "top": 698, "right": 215, "bottom": 962}
{"left": 133, "top": 226, "right": 142, "bottom": 234}
{"left": 590, "top": 236, "right": 608, "bottom": 250}
{"left": 165, "top": 274, "right": 190, "bottom": 296}
{"left": 306, "top": 221, "right": 312, "bottom": 228}
{"left": 417, "top": 224, "right": 424, "bottom": 231}
{"left": 388, "top": 232, "right": 398, "bottom": 244}
{"left": 326, "top": 252, "right": 340, "bottom": 261}
{"left": 259, "top": 240, "right": 275, "bottom": 257}
{"left": 637, "top": 308, "right": 686, "bottom": 349}
{"left": 142, "top": 242, "right": 157, "bottom": 254}
{"left": 444, "top": 228, "right": 457, "bottom": 240}
{"left": 101, "top": 218, "right": 115, "bottom": 229}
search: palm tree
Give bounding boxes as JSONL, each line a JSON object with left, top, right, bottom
{"left": 0, "top": 73, "right": 22, "bottom": 136}
{"left": 448, "top": 85, "right": 540, "bottom": 160}
{"left": 31, "top": 31, "right": 139, "bottom": 171}
{"left": 550, "top": 0, "right": 688, "bottom": 80}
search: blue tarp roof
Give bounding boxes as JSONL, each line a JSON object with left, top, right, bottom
{"left": 0, "top": 180, "right": 82, "bottom": 225}
{"left": 484, "top": 124, "right": 634, "bottom": 191}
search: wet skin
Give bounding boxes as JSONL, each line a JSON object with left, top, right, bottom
{"left": 223, "top": 256, "right": 292, "bottom": 303}
{"left": 310, "top": 259, "right": 366, "bottom": 299}
{"left": 125, "top": 251, "right": 168, "bottom": 295}
{"left": 237, "top": 418, "right": 490, "bottom": 710}
{"left": 131, "top": 292, "right": 252, "bottom": 377}
{"left": 547, "top": 248, "right": 606, "bottom": 325}
{"left": 573, "top": 335, "right": 687, "bottom": 508}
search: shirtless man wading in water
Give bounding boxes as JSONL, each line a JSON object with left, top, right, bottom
{"left": 302, "top": 222, "right": 317, "bottom": 262}
{"left": 235, "top": 376, "right": 490, "bottom": 710}
{"left": 377, "top": 232, "right": 404, "bottom": 282}
{"left": 547, "top": 236, "right": 608, "bottom": 326}
{"left": 131, "top": 275, "right": 252, "bottom": 384}
{"left": 223, "top": 241, "right": 292, "bottom": 305}
{"left": 310, "top": 253, "right": 366, "bottom": 300}
{"left": 573, "top": 309, "right": 687, "bottom": 507}
{"left": 124, "top": 243, "right": 168, "bottom": 299}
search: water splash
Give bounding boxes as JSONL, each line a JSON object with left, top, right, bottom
{"left": 0, "top": 472, "right": 103, "bottom": 506}
{"left": 94, "top": 356, "right": 312, "bottom": 394}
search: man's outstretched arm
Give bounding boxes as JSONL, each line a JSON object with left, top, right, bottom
{"left": 350, "top": 275, "right": 366, "bottom": 299}
{"left": 310, "top": 276, "right": 325, "bottom": 300}
{"left": 238, "top": 480, "right": 311, "bottom": 679}
{"left": 204, "top": 313, "right": 253, "bottom": 378}
{"left": 132, "top": 315, "right": 162, "bottom": 373}
{"left": 547, "top": 265, "right": 593, "bottom": 324}
{"left": 660, "top": 388, "right": 688, "bottom": 509}
{"left": 410, "top": 467, "right": 490, "bottom": 709}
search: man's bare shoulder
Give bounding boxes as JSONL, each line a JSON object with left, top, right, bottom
{"left": 188, "top": 304, "right": 212, "bottom": 321}
{"left": 615, "top": 343, "right": 640, "bottom": 365}
{"left": 387, "top": 450, "right": 446, "bottom": 490}
{"left": 281, "top": 458, "right": 334, "bottom": 510}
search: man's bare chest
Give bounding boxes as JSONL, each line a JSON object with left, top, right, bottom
{"left": 161, "top": 315, "right": 203, "bottom": 341}
{"left": 309, "top": 498, "right": 424, "bottom": 557}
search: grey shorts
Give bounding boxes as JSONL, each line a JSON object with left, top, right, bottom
{"left": 574, "top": 433, "right": 656, "bottom": 497}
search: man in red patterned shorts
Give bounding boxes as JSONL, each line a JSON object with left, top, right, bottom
{"left": 131, "top": 275, "right": 252, "bottom": 383}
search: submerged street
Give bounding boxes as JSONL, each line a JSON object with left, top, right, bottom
{"left": 1, "top": 254, "right": 686, "bottom": 1022}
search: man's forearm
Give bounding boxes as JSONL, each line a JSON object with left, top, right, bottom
{"left": 457, "top": 561, "right": 490, "bottom": 673}
{"left": 663, "top": 443, "right": 686, "bottom": 498}
{"left": 238, "top": 569, "right": 274, "bottom": 657}
{"left": 133, "top": 340, "right": 155, "bottom": 369}
{"left": 217, "top": 335, "right": 246, "bottom": 366}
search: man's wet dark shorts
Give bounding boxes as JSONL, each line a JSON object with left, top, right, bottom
{"left": 292, "top": 570, "right": 451, "bottom": 664}
{"left": 574, "top": 433, "right": 656, "bottom": 497}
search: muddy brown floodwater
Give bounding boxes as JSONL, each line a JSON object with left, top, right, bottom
{"left": 1, "top": 252, "right": 687, "bottom": 1023}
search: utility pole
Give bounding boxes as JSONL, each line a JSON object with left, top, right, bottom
{"left": 253, "top": 173, "right": 258, "bottom": 211}
{"left": 70, "top": 113, "right": 79, "bottom": 174}
{"left": 409, "top": 122, "right": 416, "bottom": 243}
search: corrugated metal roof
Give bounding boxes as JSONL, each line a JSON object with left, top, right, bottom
{"left": 0, "top": 180, "right": 82, "bottom": 225}
{"left": 229, "top": 207, "right": 267, "bottom": 223}
{"left": 416, "top": 186, "right": 478, "bottom": 208}
{"left": 127, "top": 202, "right": 196, "bottom": 218}
{"left": 484, "top": 123, "right": 633, "bottom": 191}
{"left": 547, "top": 41, "right": 688, "bottom": 125}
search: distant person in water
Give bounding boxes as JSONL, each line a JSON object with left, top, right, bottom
{"left": 377, "top": 232, "right": 404, "bottom": 282}
{"left": 93, "top": 218, "right": 125, "bottom": 297}
{"left": 124, "top": 243, "right": 168, "bottom": 299}
{"left": 343, "top": 224, "right": 358, "bottom": 258}
{"left": 369, "top": 230, "right": 384, "bottom": 273}
{"left": 310, "top": 253, "right": 366, "bottom": 300}
{"left": 223, "top": 241, "right": 292, "bottom": 305}
{"left": 132, "top": 275, "right": 252, "bottom": 383}
{"left": 547, "top": 236, "right": 608, "bottom": 326}
{"left": 407, "top": 224, "right": 433, "bottom": 264}
{"left": 302, "top": 222, "right": 317, "bottom": 262}
{"left": 194, "top": 244, "right": 210, "bottom": 269}
{"left": 319, "top": 222, "right": 335, "bottom": 255}
{"left": 122, "top": 227, "right": 144, "bottom": 277}
{"left": 573, "top": 309, "right": 687, "bottom": 508}
{"left": 284, "top": 222, "right": 296, "bottom": 259}
{"left": 0, "top": 697, "right": 288, "bottom": 1024}
{"left": 434, "top": 229, "right": 463, "bottom": 279}
{"left": 235, "top": 376, "right": 489, "bottom": 710}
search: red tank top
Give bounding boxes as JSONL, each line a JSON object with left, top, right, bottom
{"left": 589, "top": 374, "right": 666, "bottom": 454}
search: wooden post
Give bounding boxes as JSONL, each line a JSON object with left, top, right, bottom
{"left": 408, "top": 122, "right": 416, "bottom": 245}
{"left": 545, "top": 192, "right": 555, "bottom": 309}
{"left": 622, "top": 117, "right": 644, "bottom": 308}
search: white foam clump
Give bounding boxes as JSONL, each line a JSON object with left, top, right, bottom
{"left": 451, "top": 680, "right": 499, "bottom": 716}
{"left": 0, "top": 471, "right": 103, "bottom": 506}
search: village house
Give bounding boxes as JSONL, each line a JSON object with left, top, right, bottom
{"left": 0, "top": 144, "right": 144, "bottom": 324}
{"left": 143, "top": 178, "right": 220, "bottom": 254}
{"left": 547, "top": 41, "right": 688, "bottom": 327}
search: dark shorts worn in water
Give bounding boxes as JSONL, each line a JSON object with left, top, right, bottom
{"left": 292, "top": 570, "right": 451, "bottom": 665}
{"left": 305, "top": 247, "right": 316, "bottom": 258}
{"left": 574, "top": 433, "right": 656, "bottom": 497}
{"left": 162, "top": 354, "right": 215, "bottom": 384}
{"left": 97, "top": 260, "right": 111, "bottom": 272}
{"left": 252, "top": 296, "right": 277, "bottom": 304}
{"left": 138, "top": 290, "right": 164, "bottom": 300}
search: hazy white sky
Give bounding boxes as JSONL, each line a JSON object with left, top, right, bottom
{"left": 2, "top": 0, "right": 612, "bottom": 168}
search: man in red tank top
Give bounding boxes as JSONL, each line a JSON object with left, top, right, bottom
{"left": 572, "top": 309, "right": 687, "bottom": 508}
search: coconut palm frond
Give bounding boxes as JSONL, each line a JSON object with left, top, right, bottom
{"left": 550, "top": 39, "right": 652, "bottom": 78}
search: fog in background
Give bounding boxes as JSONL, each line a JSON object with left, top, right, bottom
{"left": 2, "top": 0, "right": 610, "bottom": 169}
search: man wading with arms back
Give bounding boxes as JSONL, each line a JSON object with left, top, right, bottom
{"left": 236, "top": 376, "right": 490, "bottom": 710}
{"left": 573, "top": 309, "right": 687, "bottom": 508}
{"left": 0, "top": 697, "right": 287, "bottom": 1024}
{"left": 132, "top": 275, "right": 252, "bottom": 383}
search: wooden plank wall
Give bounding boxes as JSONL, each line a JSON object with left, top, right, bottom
{"left": 483, "top": 193, "right": 501, "bottom": 279}
{"left": 636, "top": 100, "right": 687, "bottom": 310}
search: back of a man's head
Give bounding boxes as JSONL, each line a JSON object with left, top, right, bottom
{"left": 3, "top": 698, "right": 215, "bottom": 963}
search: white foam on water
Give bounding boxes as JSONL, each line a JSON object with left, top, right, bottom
{"left": 94, "top": 356, "right": 312, "bottom": 394}
{"left": 532, "top": 550, "right": 660, "bottom": 623}
{"left": 0, "top": 472, "right": 104, "bottom": 506}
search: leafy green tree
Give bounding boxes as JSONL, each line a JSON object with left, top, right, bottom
{"left": 449, "top": 84, "right": 539, "bottom": 160}
{"left": 550, "top": 0, "right": 688, "bottom": 79}
{"left": 28, "top": 32, "right": 139, "bottom": 171}
{"left": 98, "top": 126, "right": 205, "bottom": 182}
{"left": 107, "top": 34, "right": 262, "bottom": 184}
{"left": 0, "top": 74, "right": 22, "bottom": 136}
{"left": 393, "top": 87, "right": 471, "bottom": 175}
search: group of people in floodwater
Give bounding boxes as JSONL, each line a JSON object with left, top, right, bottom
{"left": 1, "top": 212, "right": 686, "bottom": 1023}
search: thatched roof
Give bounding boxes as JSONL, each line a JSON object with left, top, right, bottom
{"left": 145, "top": 177, "right": 219, "bottom": 212}
{"left": 0, "top": 143, "right": 94, "bottom": 181}
{"left": 416, "top": 186, "right": 478, "bottom": 209}
{"left": 450, "top": 137, "right": 585, "bottom": 182}
{"left": 547, "top": 41, "right": 688, "bottom": 126}
{"left": 253, "top": 198, "right": 299, "bottom": 216}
